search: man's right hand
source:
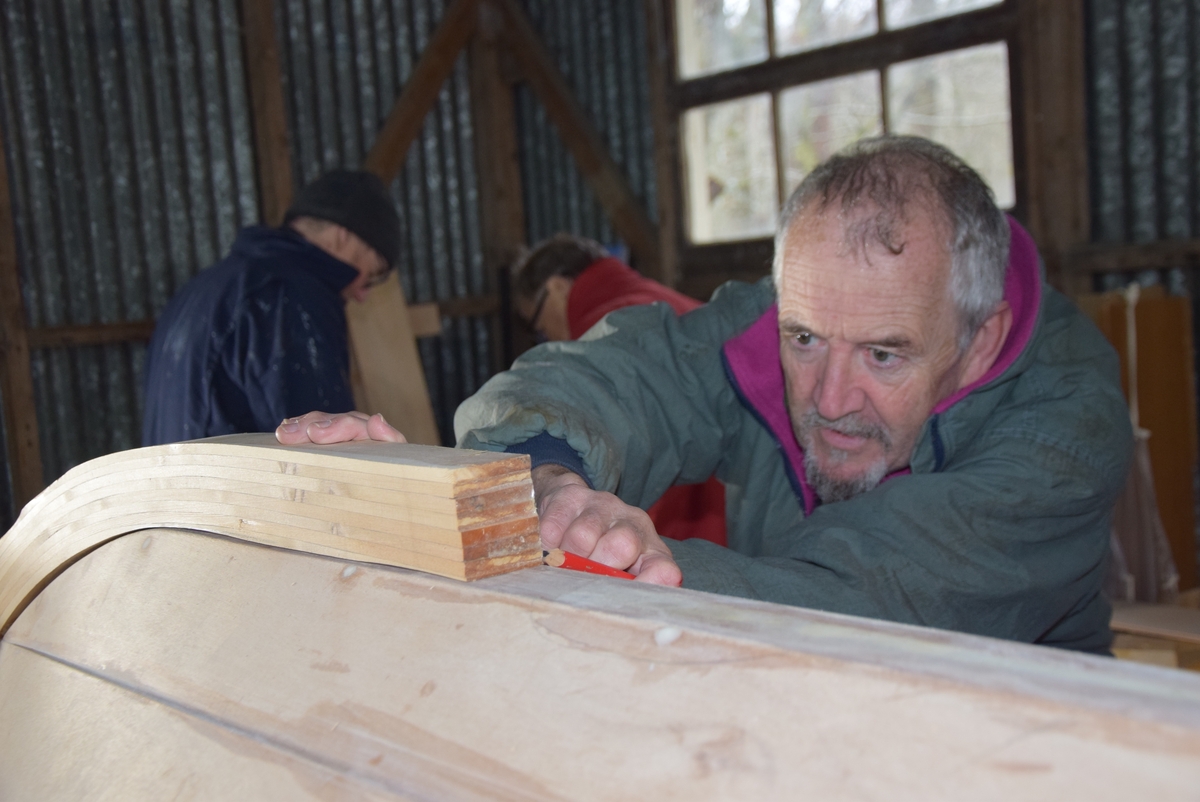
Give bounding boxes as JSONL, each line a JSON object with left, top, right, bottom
{"left": 275, "top": 410, "right": 407, "bottom": 445}
{"left": 532, "top": 465, "right": 682, "bottom": 587}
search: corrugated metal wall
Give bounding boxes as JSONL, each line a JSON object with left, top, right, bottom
{"left": 1089, "top": 0, "right": 1198, "bottom": 245}
{"left": 0, "top": 0, "right": 501, "bottom": 529}
{"left": 1086, "top": 0, "right": 1198, "bottom": 324}
{"left": 277, "top": 0, "right": 490, "bottom": 447}
{"left": 0, "top": 0, "right": 260, "bottom": 531}
{"left": 514, "top": 0, "right": 657, "bottom": 254}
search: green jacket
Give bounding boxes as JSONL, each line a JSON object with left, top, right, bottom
{"left": 457, "top": 221, "right": 1131, "bottom": 653}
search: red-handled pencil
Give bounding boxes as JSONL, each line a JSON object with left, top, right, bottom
{"left": 543, "top": 549, "right": 635, "bottom": 580}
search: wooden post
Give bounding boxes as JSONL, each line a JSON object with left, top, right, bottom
{"left": 0, "top": 126, "right": 44, "bottom": 511}
{"left": 362, "top": 0, "right": 480, "bottom": 184}
{"left": 1017, "top": 0, "right": 1090, "bottom": 295}
{"left": 240, "top": 0, "right": 295, "bottom": 225}
{"left": 470, "top": 2, "right": 528, "bottom": 368}
{"left": 492, "top": 0, "right": 662, "bottom": 275}
{"left": 643, "top": 0, "right": 680, "bottom": 287}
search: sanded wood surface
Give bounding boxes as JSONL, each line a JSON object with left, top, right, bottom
{"left": 346, "top": 272, "right": 441, "bottom": 446}
{"left": 2, "top": 527, "right": 1199, "bottom": 800}
{"left": 0, "top": 434, "right": 538, "bottom": 638}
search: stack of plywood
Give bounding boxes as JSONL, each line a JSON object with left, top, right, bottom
{"left": 0, "top": 434, "right": 540, "bottom": 636}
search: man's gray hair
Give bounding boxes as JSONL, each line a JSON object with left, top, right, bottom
{"left": 773, "top": 135, "right": 1010, "bottom": 347}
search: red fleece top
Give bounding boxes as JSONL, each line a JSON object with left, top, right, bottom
{"left": 567, "top": 258, "right": 701, "bottom": 339}
{"left": 567, "top": 257, "right": 725, "bottom": 546}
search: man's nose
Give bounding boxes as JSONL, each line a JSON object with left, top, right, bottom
{"left": 812, "top": 351, "right": 866, "bottom": 421}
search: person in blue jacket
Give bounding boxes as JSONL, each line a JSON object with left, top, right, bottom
{"left": 142, "top": 169, "right": 400, "bottom": 446}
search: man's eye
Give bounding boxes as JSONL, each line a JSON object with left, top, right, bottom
{"left": 869, "top": 348, "right": 895, "bottom": 364}
{"left": 794, "top": 332, "right": 813, "bottom": 346}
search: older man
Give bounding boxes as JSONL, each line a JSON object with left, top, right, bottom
{"left": 280, "top": 137, "right": 1131, "bottom": 652}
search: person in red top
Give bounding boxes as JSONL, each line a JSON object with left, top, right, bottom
{"left": 511, "top": 233, "right": 726, "bottom": 546}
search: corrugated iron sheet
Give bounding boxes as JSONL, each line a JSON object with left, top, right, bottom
{"left": 1089, "top": 0, "right": 1197, "bottom": 245}
{"left": 1087, "top": 0, "right": 1198, "bottom": 303}
{"left": 277, "top": 0, "right": 490, "bottom": 446}
{"left": 515, "top": 0, "right": 658, "bottom": 251}
{"left": 0, "top": 0, "right": 259, "bottom": 528}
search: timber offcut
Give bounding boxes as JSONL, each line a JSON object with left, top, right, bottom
{"left": 0, "top": 434, "right": 541, "bottom": 637}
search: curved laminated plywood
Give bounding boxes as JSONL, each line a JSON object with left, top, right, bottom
{"left": 0, "top": 434, "right": 540, "bottom": 637}
{"left": 2, "top": 437, "right": 1200, "bottom": 798}
{"left": 2, "top": 527, "right": 1200, "bottom": 799}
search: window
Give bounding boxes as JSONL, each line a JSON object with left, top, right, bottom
{"left": 674, "top": 0, "right": 1013, "bottom": 245}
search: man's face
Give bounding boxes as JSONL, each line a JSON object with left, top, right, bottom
{"left": 517, "top": 276, "right": 573, "bottom": 342}
{"left": 777, "top": 205, "right": 970, "bottom": 503}
{"left": 339, "top": 235, "right": 390, "bottom": 303}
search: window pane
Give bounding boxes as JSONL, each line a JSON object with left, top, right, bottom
{"left": 683, "top": 94, "right": 778, "bottom": 243}
{"left": 774, "top": 0, "right": 877, "bottom": 56}
{"left": 779, "top": 71, "right": 883, "bottom": 196}
{"left": 676, "top": 0, "right": 769, "bottom": 79}
{"left": 884, "top": 0, "right": 1002, "bottom": 30}
{"left": 887, "top": 42, "right": 1014, "bottom": 207}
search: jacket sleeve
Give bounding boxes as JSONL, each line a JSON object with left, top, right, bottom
{"left": 456, "top": 280, "right": 773, "bottom": 508}
{"left": 230, "top": 282, "right": 354, "bottom": 431}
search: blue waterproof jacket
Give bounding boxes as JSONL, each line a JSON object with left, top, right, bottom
{"left": 456, "top": 219, "right": 1132, "bottom": 653}
{"left": 142, "top": 226, "right": 358, "bottom": 445}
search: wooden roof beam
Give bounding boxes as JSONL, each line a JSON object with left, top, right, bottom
{"left": 363, "top": 0, "right": 481, "bottom": 183}
{"left": 0, "top": 124, "right": 43, "bottom": 511}
{"left": 491, "top": 0, "right": 662, "bottom": 274}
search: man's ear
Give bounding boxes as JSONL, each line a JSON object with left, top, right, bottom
{"left": 957, "top": 300, "right": 1013, "bottom": 390}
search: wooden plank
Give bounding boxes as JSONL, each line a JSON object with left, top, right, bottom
{"left": 494, "top": 0, "right": 662, "bottom": 273}
{"left": 0, "top": 644, "right": 395, "bottom": 801}
{"left": 469, "top": 1, "right": 528, "bottom": 368}
{"left": 26, "top": 319, "right": 156, "bottom": 349}
{"left": 346, "top": 272, "right": 441, "bottom": 446}
{"left": 1066, "top": 238, "right": 1200, "bottom": 275}
{"left": 362, "top": 0, "right": 480, "bottom": 183}
{"left": 1017, "top": 0, "right": 1089, "bottom": 292}
{"left": 0, "top": 122, "right": 43, "bottom": 510}
{"left": 643, "top": 0, "right": 681, "bottom": 287}
{"left": 239, "top": 0, "right": 294, "bottom": 224}
{"left": 674, "top": 2, "right": 1016, "bottom": 109}
{"left": 408, "top": 302, "right": 442, "bottom": 338}
{"left": 0, "top": 433, "right": 539, "bottom": 637}
{"left": 1112, "top": 602, "right": 1200, "bottom": 647}
{"left": 1077, "top": 288, "right": 1198, "bottom": 591}
{"left": 3, "top": 526, "right": 1200, "bottom": 799}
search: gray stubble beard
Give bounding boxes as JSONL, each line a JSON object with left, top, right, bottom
{"left": 793, "top": 409, "right": 892, "bottom": 504}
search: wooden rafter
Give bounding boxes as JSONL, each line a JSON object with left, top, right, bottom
{"left": 468, "top": 1, "right": 528, "bottom": 366}
{"left": 240, "top": 0, "right": 295, "bottom": 225}
{"left": 1017, "top": 0, "right": 1089, "bottom": 292}
{"left": 0, "top": 125, "right": 43, "bottom": 510}
{"left": 492, "top": 0, "right": 662, "bottom": 274}
{"left": 363, "top": 0, "right": 481, "bottom": 183}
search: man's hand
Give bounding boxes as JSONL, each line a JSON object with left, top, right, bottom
{"left": 533, "top": 465, "right": 682, "bottom": 587}
{"left": 275, "top": 411, "right": 407, "bottom": 445}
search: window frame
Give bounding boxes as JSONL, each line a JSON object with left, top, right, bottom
{"left": 659, "top": 0, "right": 1027, "bottom": 296}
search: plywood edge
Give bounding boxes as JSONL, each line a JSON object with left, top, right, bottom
{"left": 0, "top": 435, "right": 540, "bottom": 638}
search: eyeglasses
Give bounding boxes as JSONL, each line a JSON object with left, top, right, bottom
{"left": 364, "top": 263, "right": 393, "bottom": 290}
